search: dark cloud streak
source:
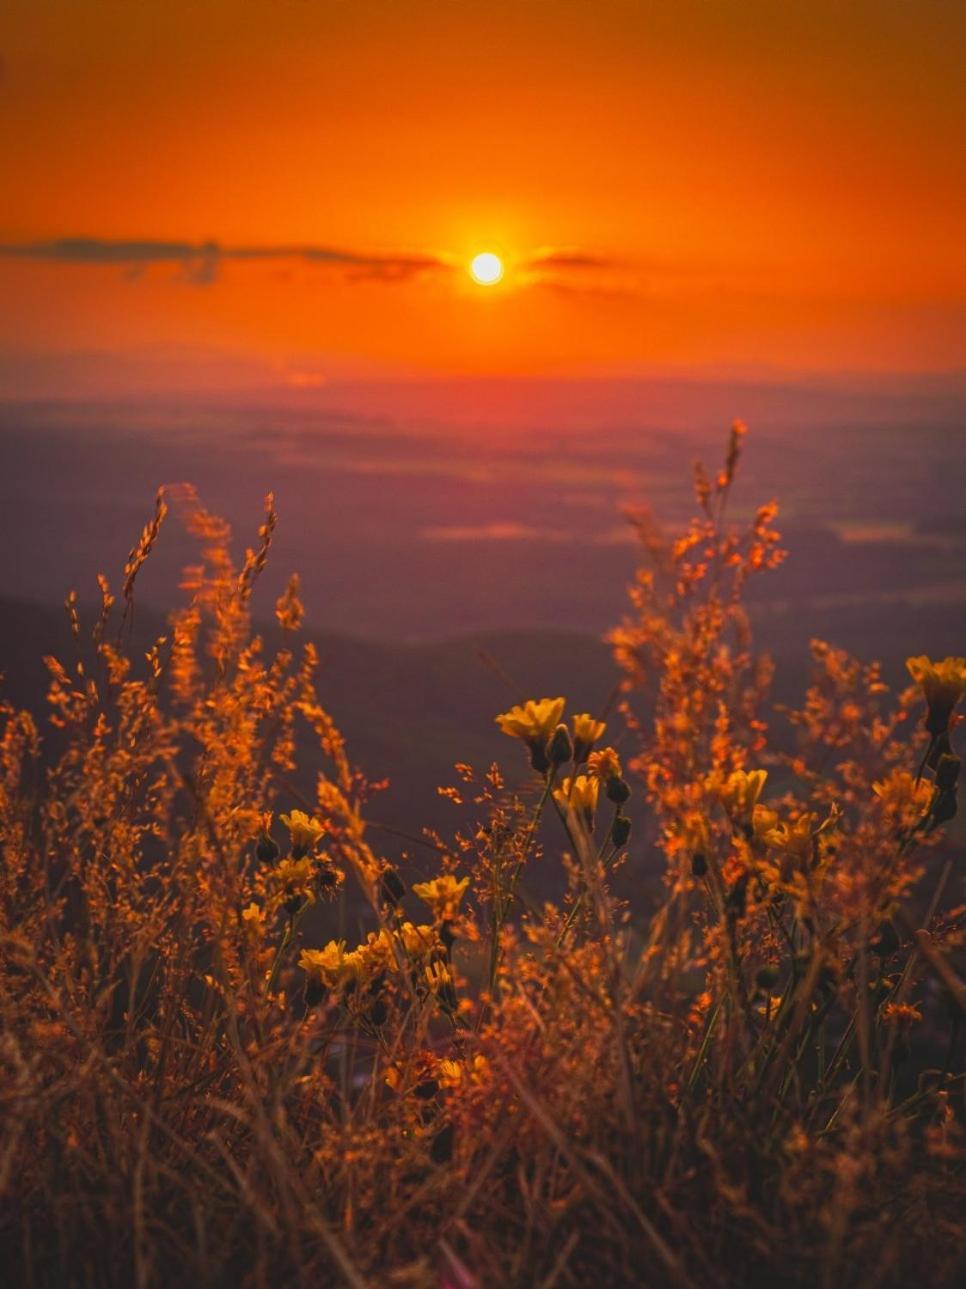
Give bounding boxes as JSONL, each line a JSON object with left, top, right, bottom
{"left": 523, "top": 249, "right": 617, "bottom": 271}
{"left": 0, "top": 237, "right": 451, "bottom": 284}
{"left": 0, "top": 237, "right": 634, "bottom": 293}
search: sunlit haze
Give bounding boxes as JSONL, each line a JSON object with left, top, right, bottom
{"left": 1, "top": 0, "right": 964, "bottom": 394}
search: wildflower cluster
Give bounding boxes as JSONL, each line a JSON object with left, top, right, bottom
{"left": 0, "top": 429, "right": 961, "bottom": 1288}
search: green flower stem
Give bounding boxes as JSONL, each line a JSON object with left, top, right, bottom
{"left": 267, "top": 902, "right": 310, "bottom": 993}
{"left": 488, "top": 767, "right": 558, "bottom": 996}
{"left": 555, "top": 808, "right": 615, "bottom": 946}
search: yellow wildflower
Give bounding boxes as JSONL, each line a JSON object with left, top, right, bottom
{"left": 553, "top": 774, "right": 599, "bottom": 827}
{"left": 398, "top": 921, "right": 438, "bottom": 957}
{"left": 766, "top": 813, "right": 815, "bottom": 862}
{"left": 299, "top": 941, "right": 359, "bottom": 989}
{"left": 424, "top": 958, "right": 454, "bottom": 994}
{"left": 437, "top": 1058, "right": 463, "bottom": 1088}
{"left": 412, "top": 874, "right": 470, "bottom": 921}
{"left": 882, "top": 1001, "right": 922, "bottom": 1025}
{"left": 751, "top": 803, "right": 781, "bottom": 846}
{"left": 571, "top": 713, "right": 606, "bottom": 762}
{"left": 588, "top": 745, "right": 630, "bottom": 806}
{"left": 495, "top": 697, "right": 566, "bottom": 771}
{"left": 273, "top": 856, "right": 318, "bottom": 907}
{"left": 279, "top": 809, "right": 326, "bottom": 856}
{"left": 357, "top": 927, "right": 398, "bottom": 974}
{"left": 240, "top": 903, "right": 265, "bottom": 937}
{"left": 437, "top": 1054, "right": 489, "bottom": 1089}
{"left": 718, "top": 769, "right": 768, "bottom": 825}
{"left": 906, "top": 655, "right": 966, "bottom": 735}
{"left": 588, "top": 746, "right": 622, "bottom": 783}
{"left": 423, "top": 958, "right": 458, "bottom": 1013}
{"left": 873, "top": 769, "right": 934, "bottom": 827}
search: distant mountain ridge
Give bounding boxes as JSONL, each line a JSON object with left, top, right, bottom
{"left": 2, "top": 588, "right": 962, "bottom": 855}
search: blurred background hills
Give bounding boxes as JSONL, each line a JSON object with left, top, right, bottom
{"left": 2, "top": 373, "right": 963, "bottom": 854}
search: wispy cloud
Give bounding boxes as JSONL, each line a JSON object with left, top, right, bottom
{"left": 521, "top": 249, "right": 748, "bottom": 302}
{"left": 523, "top": 249, "right": 618, "bottom": 272}
{"left": 519, "top": 246, "right": 644, "bottom": 297}
{"left": 0, "top": 238, "right": 451, "bottom": 285}
{"left": 421, "top": 521, "right": 571, "bottom": 543}
{"left": 0, "top": 236, "right": 656, "bottom": 297}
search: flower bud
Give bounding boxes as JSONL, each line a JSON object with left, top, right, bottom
{"left": 548, "top": 723, "right": 574, "bottom": 766}
{"left": 935, "top": 753, "right": 961, "bottom": 792}
{"left": 611, "top": 814, "right": 631, "bottom": 847}
{"left": 305, "top": 978, "right": 326, "bottom": 1007}
{"left": 315, "top": 862, "right": 342, "bottom": 900}
{"left": 606, "top": 776, "right": 631, "bottom": 805}
{"left": 256, "top": 833, "right": 280, "bottom": 865}
{"left": 929, "top": 786, "right": 958, "bottom": 828}
{"left": 379, "top": 866, "right": 406, "bottom": 907}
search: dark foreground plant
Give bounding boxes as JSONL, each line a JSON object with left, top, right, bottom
{"left": 0, "top": 433, "right": 962, "bottom": 1288}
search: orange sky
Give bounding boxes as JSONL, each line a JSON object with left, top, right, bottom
{"left": 1, "top": 0, "right": 964, "bottom": 389}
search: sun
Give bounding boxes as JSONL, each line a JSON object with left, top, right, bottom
{"left": 469, "top": 252, "right": 504, "bottom": 286}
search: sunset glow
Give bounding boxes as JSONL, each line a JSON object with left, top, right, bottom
{"left": 0, "top": 1, "right": 963, "bottom": 394}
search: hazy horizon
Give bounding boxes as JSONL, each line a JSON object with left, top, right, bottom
{"left": 3, "top": 373, "right": 964, "bottom": 652}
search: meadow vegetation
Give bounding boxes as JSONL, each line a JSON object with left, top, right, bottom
{"left": 0, "top": 427, "right": 963, "bottom": 1287}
